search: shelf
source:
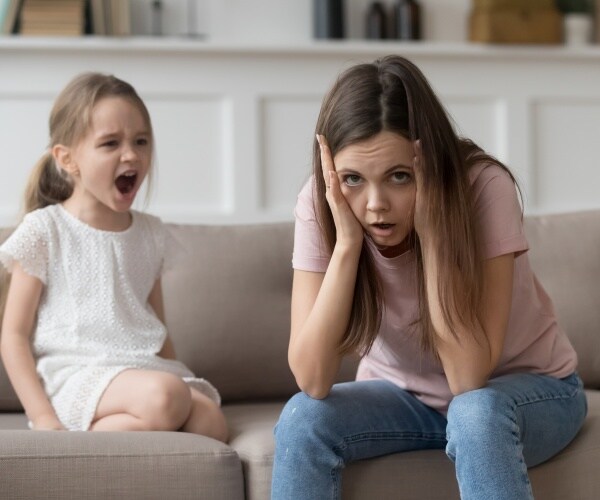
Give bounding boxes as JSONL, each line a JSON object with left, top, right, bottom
{"left": 2, "top": 36, "right": 600, "bottom": 60}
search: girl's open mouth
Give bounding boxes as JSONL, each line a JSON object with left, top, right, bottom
{"left": 115, "top": 172, "right": 137, "bottom": 194}
{"left": 372, "top": 223, "right": 395, "bottom": 230}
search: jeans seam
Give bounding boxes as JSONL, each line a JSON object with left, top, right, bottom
{"left": 332, "top": 431, "right": 447, "bottom": 453}
{"left": 513, "top": 387, "right": 581, "bottom": 408}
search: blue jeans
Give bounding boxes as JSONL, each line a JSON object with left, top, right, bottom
{"left": 271, "top": 373, "right": 587, "bottom": 500}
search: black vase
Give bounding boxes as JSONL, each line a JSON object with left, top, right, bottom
{"left": 313, "top": 0, "right": 345, "bottom": 39}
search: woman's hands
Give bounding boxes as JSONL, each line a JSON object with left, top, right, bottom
{"left": 317, "top": 135, "right": 363, "bottom": 251}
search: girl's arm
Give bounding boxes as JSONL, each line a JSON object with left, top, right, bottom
{"left": 148, "top": 279, "right": 177, "bottom": 360}
{"left": 288, "top": 135, "right": 364, "bottom": 399}
{"left": 0, "top": 263, "right": 64, "bottom": 430}
{"left": 423, "top": 248, "right": 514, "bottom": 395}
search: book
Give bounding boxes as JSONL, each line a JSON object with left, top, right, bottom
{"left": 1, "top": 0, "right": 22, "bottom": 34}
{"left": 19, "top": 0, "right": 85, "bottom": 36}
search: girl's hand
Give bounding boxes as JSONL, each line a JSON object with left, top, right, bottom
{"left": 31, "top": 413, "right": 66, "bottom": 431}
{"left": 317, "top": 134, "right": 364, "bottom": 251}
{"left": 412, "top": 140, "right": 432, "bottom": 244}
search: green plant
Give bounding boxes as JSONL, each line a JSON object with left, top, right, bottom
{"left": 556, "top": 0, "right": 593, "bottom": 13}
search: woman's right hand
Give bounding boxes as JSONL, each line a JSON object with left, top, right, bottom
{"left": 317, "top": 134, "right": 364, "bottom": 251}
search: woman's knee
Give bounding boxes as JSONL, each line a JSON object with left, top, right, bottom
{"left": 446, "top": 387, "right": 516, "bottom": 456}
{"left": 275, "top": 390, "right": 343, "bottom": 448}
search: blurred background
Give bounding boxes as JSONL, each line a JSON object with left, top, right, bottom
{"left": 1, "top": 0, "right": 599, "bottom": 225}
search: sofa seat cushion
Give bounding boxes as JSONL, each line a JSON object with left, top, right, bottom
{"left": 225, "top": 390, "right": 600, "bottom": 500}
{"left": 0, "top": 414, "right": 244, "bottom": 500}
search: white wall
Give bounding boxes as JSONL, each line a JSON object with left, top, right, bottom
{"left": 1, "top": 39, "right": 600, "bottom": 227}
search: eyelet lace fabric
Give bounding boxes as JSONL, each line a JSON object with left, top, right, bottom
{"left": 0, "top": 205, "right": 220, "bottom": 431}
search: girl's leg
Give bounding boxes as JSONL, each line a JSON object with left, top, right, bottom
{"left": 271, "top": 379, "right": 448, "bottom": 500}
{"left": 446, "top": 372, "right": 587, "bottom": 500}
{"left": 90, "top": 369, "right": 192, "bottom": 431}
{"left": 181, "top": 388, "right": 228, "bottom": 442}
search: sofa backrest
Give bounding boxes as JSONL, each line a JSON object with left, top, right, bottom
{"left": 523, "top": 210, "right": 600, "bottom": 389}
{"left": 0, "top": 210, "right": 598, "bottom": 410}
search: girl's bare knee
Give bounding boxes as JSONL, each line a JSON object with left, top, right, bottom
{"left": 142, "top": 373, "right": 192, "bottom": 430}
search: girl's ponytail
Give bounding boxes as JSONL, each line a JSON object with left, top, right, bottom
{"left": 23, "top": 151, "right": 72, "bottom": 214}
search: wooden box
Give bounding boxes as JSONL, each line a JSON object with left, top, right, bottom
{"left": 469, "top": 0, "right": 562, "bottom": 44}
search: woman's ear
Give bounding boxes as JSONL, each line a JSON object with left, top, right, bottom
{"left": 52, "top": 144, "right": 79, "bottom": 176}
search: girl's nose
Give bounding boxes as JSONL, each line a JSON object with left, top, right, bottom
{"left": 120, "top": 144, "right": 138, "bottom": 162}
{"left": 366, "top": 187, "right": 390, "bottom": 212}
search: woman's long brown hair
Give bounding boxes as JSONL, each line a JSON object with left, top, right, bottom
{"left": 313, "top": 55, "right": 519, "bottom": 356}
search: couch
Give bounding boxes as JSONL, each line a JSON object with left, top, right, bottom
{"left": 0, "top": 209, "right": 598, "bottom": 499}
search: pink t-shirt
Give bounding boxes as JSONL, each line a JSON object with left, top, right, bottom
{"left": 292, "top": 164, "right": 578, "bottom": 413}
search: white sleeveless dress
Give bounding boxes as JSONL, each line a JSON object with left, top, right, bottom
{"left": 0, "top": 205, "right": 220, "bottom": 431}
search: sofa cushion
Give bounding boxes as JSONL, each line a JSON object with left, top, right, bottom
{"left": 524, "top": 210, "right": 600, "bottom": 389}
{"left": 224, "top": 390, "right": 600, "bottom": 500}
{"left": 161, "top": 222, "right": 358, "bottom": 404}
{"left": 0, "top": 417, "right": 244, "bottom": 500}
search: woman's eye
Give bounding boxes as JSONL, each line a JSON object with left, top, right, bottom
{"left": 391, "top": 171, "right": 410, "bottom": 183}
{"left": 343, "top": 174, "right": 362, "bottom": 186}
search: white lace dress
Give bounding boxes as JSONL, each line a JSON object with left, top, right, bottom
{"left": 0, "top": 205, "right": 220, "bottom": 431}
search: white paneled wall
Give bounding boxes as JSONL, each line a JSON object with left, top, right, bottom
{"left": 1, "top": 39, "right": 600, "bottom": 226}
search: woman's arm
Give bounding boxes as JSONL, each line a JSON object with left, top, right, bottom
{"left": 0, "top": 263, "right": 64, "bottom": 430}
{"left": 148, "top": 279, "right": 177, "bottom": 360}
{"left": 288, "top": 135, "right": 364, "bottom": 399}
{"left": 423, "top": 249, "right": 514, "bottom": 395}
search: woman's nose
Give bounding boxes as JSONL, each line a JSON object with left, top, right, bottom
{"left": 366, "top": 187, "right": 390, "bottom": 212}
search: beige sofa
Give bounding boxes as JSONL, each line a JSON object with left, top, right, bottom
{"left": 0, "top": 209, "right": 598, "bottom": 499}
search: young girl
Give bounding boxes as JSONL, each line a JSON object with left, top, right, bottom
{"left": 0, "top": 72, "right": 227, "bottom": 441}
{"left": 272, "top": 55, "right": 587, "bottom": 499}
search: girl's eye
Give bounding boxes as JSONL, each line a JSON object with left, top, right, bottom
{"left": 101, "top": 140, "right": 118, "bottom": 147}
{"left": 343, "top": 174, "right": 362, "bottom": 186}
{"left": 391, "top": 171, "right": 411, "bottom": 183}
{"left": 136, "top": 138, "right": 149, "bottom": 146}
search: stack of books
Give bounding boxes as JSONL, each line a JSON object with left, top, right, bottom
{"left": 0, "top": 0, "right": 131, "bottom": 36}
{"left": 20, "top": 0, "right": 86, "bottom": 36}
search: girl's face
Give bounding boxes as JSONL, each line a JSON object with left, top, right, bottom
{"left": 62, "top": 96, "right": 152, "bottom": 217}
{"left": 333, "top": 130, "right": 416, "bottom": 257}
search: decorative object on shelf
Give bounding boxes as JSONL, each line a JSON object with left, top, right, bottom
{"left": 395, "top": 0, "right": 421, "bottom": 40}
{"left": 151, "top": 0, "right": 162, "bottom": 36}
{"left": 366, "top": 1, "right": 387, "bottom": 39}
{"left": 0, "top": 0, "right": 22, "bottom": 34}
{"left": 556, "top": 0, "right": 594, "bottom": 45}
{"left": 313, "top": 0, "right": 344, "bottom": 39}
{"left": 469, "top": 0, "right": 562, "bottom": 44}
{"left": 596, "top": 0, "right": 600, "bottom": 42}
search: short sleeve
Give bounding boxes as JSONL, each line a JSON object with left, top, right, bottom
{"left": 470, "top": 164, "right": 529, "bottom": 260}
{"left": 292, "top": 177, "right": 331, "bottom": 272}
{"left": 0, "top": 211, "right": 49, "bottom": 283}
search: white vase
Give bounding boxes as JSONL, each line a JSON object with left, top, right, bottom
{"left": 564, "top": 13, "right": 593, "bottom": 46}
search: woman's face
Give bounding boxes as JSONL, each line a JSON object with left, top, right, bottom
{"left": 333, "top": 130, "right": 416, "bottom": 257}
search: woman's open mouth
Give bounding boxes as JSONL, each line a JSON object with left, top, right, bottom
{"left": 115, "top": 172, "right": 137, "bottom": 195}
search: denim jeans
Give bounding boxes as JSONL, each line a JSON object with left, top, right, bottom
{"left": 271, "top": 373, "right": 587, "bottom": 500}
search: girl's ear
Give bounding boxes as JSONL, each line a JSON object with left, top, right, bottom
{"left": 52, "top": 144, "right": 78, "bottom": 176}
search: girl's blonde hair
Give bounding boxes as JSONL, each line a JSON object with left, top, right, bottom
{"left": 24, "top": 72, "right": 154, "bottom": 214}
{"left": 1, "top": 73, "right": 153, "bottom": 325}
{"left": 313, "top": 55, "right": 520, "bottom": 356}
